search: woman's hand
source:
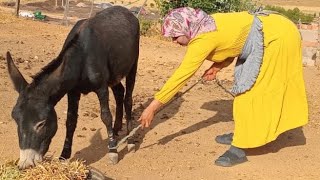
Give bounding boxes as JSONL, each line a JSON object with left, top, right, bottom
{"left": 202, "top": 58, "right": 235, "bottom": 81}
{"left": 138, "top": 99, "right": 163, "bottom": 129}
{"left": 202, "top": 66, "right": 218, "bottom": 81}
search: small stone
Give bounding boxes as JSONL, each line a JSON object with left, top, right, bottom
{"left": 16, "top": 58, "right": 24, "bottom": 63}
{"left": 160, "top": 113, "right": 169, "bottom": 119}
{"left": 83, "top": 111, "right": 90, "bottom": 116}
{"left": 77, "top": 134, "right": 86, "bottom": 138}
{"left": 90, "top": 112, "right": 98, "bottom": 118}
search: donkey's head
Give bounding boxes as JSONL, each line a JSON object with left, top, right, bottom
{"left": 6, "top": 52, "right": 61, "bottom": 169}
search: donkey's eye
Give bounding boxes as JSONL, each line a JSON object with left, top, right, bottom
{"left": 34, "top": 120, "right": 46, "bottom": 132}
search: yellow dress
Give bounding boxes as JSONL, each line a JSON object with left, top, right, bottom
{"left": 155, "top": 12, "right": 308, "bottom": 148}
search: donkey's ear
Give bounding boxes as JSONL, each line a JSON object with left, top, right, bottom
{"left": 6, "top": 51, "right": 28, "bottom": 93}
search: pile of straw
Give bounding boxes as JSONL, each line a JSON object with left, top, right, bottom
{"left": 0, "top": 158, "right": 90, "bottom": 180}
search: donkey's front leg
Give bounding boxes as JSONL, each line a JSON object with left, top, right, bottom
{"left": 95, "top": 87, "right": 118, "bottom": 164}
{"left": 60, "top": 91, "right": 81, "bottom": 159}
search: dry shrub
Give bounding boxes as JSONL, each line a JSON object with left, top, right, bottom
{"left": 139, "top": 20, "right": 172, "bottom": 42}
{"left": 0, "top": 158, "right": 90, "bottom": 180}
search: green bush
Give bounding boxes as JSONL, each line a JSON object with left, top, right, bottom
{"left": 264, "top": 5, "right": 314, "bottom": 24}
{"left": 155, "top": 0, "right": 256, "bottom": 16}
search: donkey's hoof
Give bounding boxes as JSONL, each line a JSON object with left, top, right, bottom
{"left": 59, "top": 149, "right": 71, "bottom": 160}
{"left": 108, "top": 153, "right": 119, "bottom": 165}
{"left": 127, "top": 144, "right": 136, "bottom": 153}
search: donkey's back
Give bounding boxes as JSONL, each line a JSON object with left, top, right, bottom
{"left": 64, "top": 6, "right": 140, "bottom": 92}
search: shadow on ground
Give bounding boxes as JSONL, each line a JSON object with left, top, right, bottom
{"left": 245, "top": 127, "right": 306, "bottom": 156}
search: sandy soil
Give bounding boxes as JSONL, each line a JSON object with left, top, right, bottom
{"left": 0, "top": 3, "right": 320, "bottom": 180}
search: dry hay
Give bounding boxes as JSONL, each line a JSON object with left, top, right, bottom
{"left": 0, "top": 157, "right": 90, "bottom": 180}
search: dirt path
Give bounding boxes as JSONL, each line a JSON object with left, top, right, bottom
{"left": 0, "top": 8, "right": 320, "bottom": 180}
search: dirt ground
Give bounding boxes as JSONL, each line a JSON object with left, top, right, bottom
{"left": 259, "top": 0, "right": 320, "bottom": 14}
{"left": 1, "top": 2, "right": 320, "bottom": 179}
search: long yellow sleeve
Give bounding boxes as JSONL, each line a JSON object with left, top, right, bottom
{"left": 154, "top": 35, "right": 217, "bottom": 104}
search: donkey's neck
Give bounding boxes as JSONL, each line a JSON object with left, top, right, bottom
{"left": 35, "top": 54, "right": 82, "bottom": 105}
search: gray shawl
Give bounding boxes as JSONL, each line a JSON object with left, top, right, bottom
{"left": 231, "top": 10, "right": 279, "bottom": 95}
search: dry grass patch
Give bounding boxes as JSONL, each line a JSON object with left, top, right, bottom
{"left": 0, "top": 158, "right": 90, "bottom": 180}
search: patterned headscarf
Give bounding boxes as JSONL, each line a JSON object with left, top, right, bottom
{"left": 162, "top": 7, "right": 217, "bottom": 39}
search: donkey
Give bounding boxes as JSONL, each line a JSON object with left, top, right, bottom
{"left": 6, "top": 6, "right": 140, "bottom": 169}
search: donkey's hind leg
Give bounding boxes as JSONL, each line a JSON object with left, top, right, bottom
{"left": 125, "top": 61, "right": 138, "bottom": 152}
{"left": 111, "top": 83, "right": 125, "bottom": 136}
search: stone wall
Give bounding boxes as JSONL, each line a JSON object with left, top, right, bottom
{"left": 297, "top": 22, "right": 319, "bottom": 31}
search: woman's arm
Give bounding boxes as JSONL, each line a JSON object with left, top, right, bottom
{"left": 139, "top": 36, "right": 217, "bottom": 128}
{"left": 138, "top": 99, "right": 163, "bottom": 128}
{"left": 154, "top": 38, "right": 217, "bottom": 104}
{"left": 213, "top": 57, "right": 235, "bottom": 70}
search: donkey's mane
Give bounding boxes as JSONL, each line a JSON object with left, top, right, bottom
{"left": 32, "top": 34, "right": 79, "bottom": 84}
{"left": 32, "top": 57, "right": 63, "bottom": 83}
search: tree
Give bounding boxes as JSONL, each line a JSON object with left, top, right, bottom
{"left": 15, "top": 0, "right": 20, "bottom": 16}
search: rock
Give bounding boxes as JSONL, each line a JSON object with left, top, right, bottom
{"left": 303, "top": 47, "right": 318, "bottom": 67}
{"left": 160, "top": 113, "right": 169, "bottom": 119}
{"left": 16, "top": 58, "right": 24, "bottom": 63}
{"left": 77, "top": 134, "right": 86, "bottom": 138}
{"left": 0, "top": 55, "right": 5, "bottom": 61}
{"left": 83, "top": 111, "right": 90, "bottom": 117}
{"left": 24, "top": 64, "right": 31, "bottom": 70}
{"left": 90, "top": 112, "right": 99, "bottom": 118}
{"left": 303, "top": 58, "right": 315, "bottom": 66}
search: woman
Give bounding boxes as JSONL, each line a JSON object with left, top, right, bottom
{"left": 138, "top": 7, "right": 308, "bottom": 167}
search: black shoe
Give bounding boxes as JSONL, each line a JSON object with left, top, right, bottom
{"left": 215, "top": 133, "right": 233, "bottom": 145}
{"left": 214, "top": 147, "right": 248, "bottom": 167}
